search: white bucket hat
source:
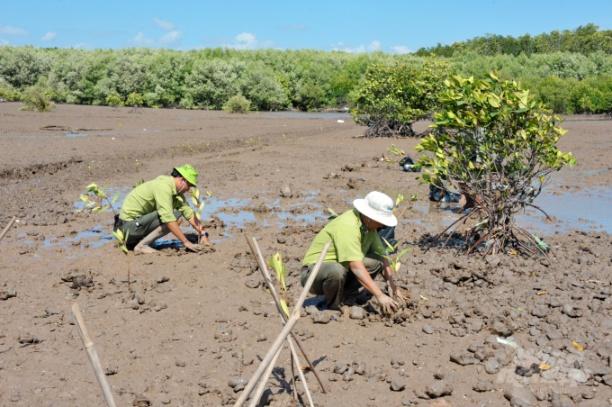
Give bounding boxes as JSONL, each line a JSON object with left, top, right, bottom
{"left": 353, "top": 191, "right": 397, "bottom": 227}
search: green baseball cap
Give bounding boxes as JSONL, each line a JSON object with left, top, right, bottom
{"left": 174, "top": 164, "right": 198, "bottom": 186}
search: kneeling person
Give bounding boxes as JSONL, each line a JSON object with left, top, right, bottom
{"left": 114, "top": 164, "right": 209, "bottom": 254}
{"left": 301, "top": 191, "right": 405, "bottom": 315}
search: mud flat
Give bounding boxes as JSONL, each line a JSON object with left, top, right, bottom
{"left": 0, "top": 103, "right": 610, "bottom": 406}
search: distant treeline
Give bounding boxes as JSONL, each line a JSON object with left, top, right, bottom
{"left": 416, "top": 24, "right": 612, "bottom": 56}
{"left": 0, "top": 27, "right": 610, "bottom": 114}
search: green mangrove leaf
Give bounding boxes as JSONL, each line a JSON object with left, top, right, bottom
{"left": 269, "top": 252, "right": 287, "bottom": 291}
{"left": 280, "top": 298, "right": 290, "bottom": 318}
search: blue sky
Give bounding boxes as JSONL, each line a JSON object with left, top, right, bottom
{"left": 1, "top": 0, "right": 610, "bottom": 52}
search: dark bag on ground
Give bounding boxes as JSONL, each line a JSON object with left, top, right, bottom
{"left": 429, "top": 185, "right": 461, "bottom": 203}
{"left": 399, "top": 155, "right": 420, "bottom": 172}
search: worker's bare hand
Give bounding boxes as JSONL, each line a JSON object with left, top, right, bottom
{"left": 200, "top": 234, "right": 212, "bottom": 246}
{"left": 184, "top": 241, "right": 202, "bottom": 253}
{"left": 376, "top": 294, "right": 399, "bottom": 315}
{"left": 390, "top": 287, "right": 408, "bottom": 306}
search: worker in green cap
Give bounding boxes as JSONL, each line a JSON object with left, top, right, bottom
{"left": 114, "top": 164, "right": 209, "bottom": 254}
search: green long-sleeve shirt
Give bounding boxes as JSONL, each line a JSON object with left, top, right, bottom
{"left": 119, "top": 175, "right": 194, "bottom": 223}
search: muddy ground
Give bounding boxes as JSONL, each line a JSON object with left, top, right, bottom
{"left": 0, "top": 103, "right": 610, "bottom": 407}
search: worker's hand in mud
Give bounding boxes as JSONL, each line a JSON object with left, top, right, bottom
{"left": 390, "top": 287, "right": 408, "bottom": 306}
{"left": 376, "top": 294, "right": 399, "bottom": 316}
{"left": 184, "top": 241, "right": 202, "bottom": 253}
{"left": 200, "top": 233, "right": 212, "bottom": 246}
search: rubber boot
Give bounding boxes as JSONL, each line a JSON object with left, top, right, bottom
{"left": 134, "top": 225, "right": 169, "bottom": 254}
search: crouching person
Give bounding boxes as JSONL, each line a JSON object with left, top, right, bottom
{"left": 114, "top": 164, "right": 209, "bottom": 254}
{"left": 300, "top": 191, "right": 406, "bottom": 315}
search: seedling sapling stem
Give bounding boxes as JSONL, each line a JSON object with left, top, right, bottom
{"left": 189, "top": 188, "right": 209, "bottom": 245}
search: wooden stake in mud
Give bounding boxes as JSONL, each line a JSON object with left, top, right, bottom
{"left": 245, "top": 235, "right": 326, "bottom": 394}
{"left": 245, "top": 236, "right": 318, "bottom": 406}
{"left": 233, "top": 242, "right": 330, "bottom": 407}
{"left": 71, "top": 303, "right": 117, "bottom": 407}
{"left": 247, "top": 345, "right": 285, "bottom": 407}
{"left": 0, "top": 216, "right": 17, "bottom": 243}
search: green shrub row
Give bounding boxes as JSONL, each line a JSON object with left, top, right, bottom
{"left": 417, "top": 24, "right": 612, "bottom": 56}
{"left": 0, "top": 46, "right": 609, "bottom": 114}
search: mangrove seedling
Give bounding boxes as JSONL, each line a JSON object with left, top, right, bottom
{"left": 384, "top": 144, "right": 406, "bottom": 163}
{"left": 381, "top": 238, "right": 412, "bottom": 273}
{"left": 80, "top": 183, "right": 132, "bottom": 294}
{"left": 190, "top": 188, "right": 211, "bottom": 244}
{"left": 268, "top": 252, "right": 290, "bottom": 318}
{"left": 111, "top": 228, "right": 132, "bottom": 293}
{"left": 79, "top": 183, "right": 119, "bottom": 215}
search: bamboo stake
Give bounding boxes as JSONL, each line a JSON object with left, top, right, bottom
{"left": 245, "top": 235, "right": 326, "bottom": 394}
{"left": 0, "top": 216, "right": 17, "bottom": 242}
{"left": 247, "top": 345, "right": 284, "bottom": 407}
{"left": 245, "top": 236, "right": 316, "bottom": 406}
{"left": 71, "top": 303, "right": 117, "bottom": 407}
{"left": 233, "top": 241, "right": 330, "bottom": 407}
{"left": 289, "top": 353, "right": 299, "bottom": 402}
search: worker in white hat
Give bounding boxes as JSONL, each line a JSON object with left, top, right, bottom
{"left": 301, "top": 191, "right": 406, "bottom": 315}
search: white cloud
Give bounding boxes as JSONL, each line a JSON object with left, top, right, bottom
{"left": 153, "top": 18, "right": 175, "bottom": 31}
{"left": 0, "top": 25, "right": 27, "bottom": 36}
{"left": 236, "top": 32, "right": 256, "bottom": 47}
{"left": 391, "top": 45, "right": 412, "bottom": 54}
{"left": 132, "top": 18, "right": 181, "bottom": 47}
{"left": 225, "top": 32, "right": 258, "bottom": 49}
{"left": 41, "top": 32, "right": 56, "bottom": 41}
{"left": 160, "top": 30, "right": 181, "bottom": 45}
{"left": 332, "top": 42, "right": 365, "bottom": 53}
{"left": 132, "top": 32, "right": 154, "bottom": 46}
{"left": 333, "top": 40, "right": 383, "bottom": 53}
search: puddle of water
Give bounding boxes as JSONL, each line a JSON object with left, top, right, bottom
{"left": 57, "top": 184, "right": 612, "bottom": 252}
{"left": 259, "top": 111, "right": 351, "bottom": 121}
{"left": 62, "top": 192, "right": 327, "bottom": 249}
{"left": 401, "top": 201, "right": 461, "bottom": 232}
{"left": 402, "top": 187, "right": 612, "bottom": 237}
{"left": 216, "top": 211, "right": 257, "bottom": 228}
{"left": 202, "top": 198, "right": 253, "bottom": 229}
{"left": 65, "top": 131, "right": 88, "bottom": 138}
{"left": 518, "top": 186, "right": 612, "bottom": 235}
{"left": 43, "top": 224, "right": 113, "bottom": 249}
{"left": 277, "top": 209, "right": 326, "bottom": 225}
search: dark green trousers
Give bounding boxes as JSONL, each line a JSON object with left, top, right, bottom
{"left": 300, "top": 256, "right": 383, "bottom": 309}
{"left": 114, "top": 210, "right": 180, "bottom": 248}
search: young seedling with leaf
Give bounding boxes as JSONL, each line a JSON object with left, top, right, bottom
{"left": 111, "top": 228, "right": 133, "bottom": 294}
{"left": 189, "top": 188, "right": 211, "bottom": 244}
{"left": 268, "top": 252, "right": 303, "bottom": 403}
{"left": 386, "top": 144, "right": 406, "bottom": 162}
{"left": 381, "top": 237, "right": 412, "bottom": 274}
{"left": 79, "top": 183, "right": 120, "bottom": 215}
{"left": 269, "top": 252, "right": 290, "bottom": 318}
{"left": 80, "top": 183, "right": 133, "bottom": 294}
{"left": 395, "top": 193, "right": 405, "bottom": 208}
